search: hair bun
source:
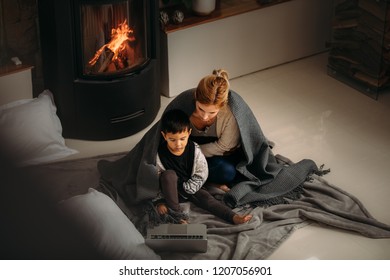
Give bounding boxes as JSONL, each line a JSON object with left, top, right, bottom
{"left": 213, "top": 69, "right": 229, "bottom": 80}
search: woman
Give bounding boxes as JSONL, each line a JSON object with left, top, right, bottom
{"left": 162, "top": 69, "right": 318, "bottom": 207}
{"left": 188, "top": 69, "right": 243, "bottom": 191}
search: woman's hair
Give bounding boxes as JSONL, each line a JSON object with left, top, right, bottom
{"left": 160, "top": 109, "right": 190, "bottom": 134}
{"left": 194, "top": 69, "right": 230, "bottom": 108}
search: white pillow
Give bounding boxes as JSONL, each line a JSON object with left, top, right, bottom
{"left": 0, "top": 90, "right": 78, "bottom": 166}
{"left": 59, "top": 188, "right": 161, "bottom": 260}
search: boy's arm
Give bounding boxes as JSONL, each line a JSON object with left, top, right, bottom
{"left": 182, "top": 144, "right": 208, "bottom": 194}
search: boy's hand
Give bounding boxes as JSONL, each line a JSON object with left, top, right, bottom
{"left": 156, "top": 203, "right": 168, "bottom": 215}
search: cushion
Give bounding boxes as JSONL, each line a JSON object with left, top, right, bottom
{"left": 59, "top": 188, "right": 161, "bottom": 260}
{"left": 0, "top": 90, "right": 78, "bottom": 166}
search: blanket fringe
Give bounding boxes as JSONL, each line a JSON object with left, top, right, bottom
{"left": 135, "top": 202, "right": 189, "bottom": 236}
{"left": 314, "top": 164, "right": 331, "bottom": 176}
{"left": 249, "top": 162, "right": 330, "bottom": 207}
{"left": 250, "top": 184, "right": 304, "bottom": 207}
{"left": 144, "top": 201, "right": 189, "bottom": 227}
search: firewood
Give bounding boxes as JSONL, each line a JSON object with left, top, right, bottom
{"left": 98, "top": 48, "right": 114, "bottom": 73}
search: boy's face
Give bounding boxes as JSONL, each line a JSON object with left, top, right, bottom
{"left": 161, "top": 128, "right": 192, "bottom": 156}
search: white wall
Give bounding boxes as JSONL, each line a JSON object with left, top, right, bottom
{"left": 160, "top": 0, "right": 333, "bottom": 97}
{"left": 0, "top": 66, "right": 33, "bottom": 105}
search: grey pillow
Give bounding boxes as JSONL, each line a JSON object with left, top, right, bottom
{"left": 0, "top": 90, "right": 78, "bottom": 166}
{"left": 59, "top": 188, "right": 160, "bottom": 260}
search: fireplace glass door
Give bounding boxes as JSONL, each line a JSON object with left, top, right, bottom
{"left": 78, "top": 0, "right": 148, "bottom": 78}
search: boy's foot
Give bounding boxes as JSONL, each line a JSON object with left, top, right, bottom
{"left": 232, "top": 214, "right": 252, "bottom": 225}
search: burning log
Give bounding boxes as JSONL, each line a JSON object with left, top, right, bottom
{"left": 98, "top": 47, "right": 115, "bottom": 73}
{"left": 87, "top": 20, "right": 136, "bottom": 74}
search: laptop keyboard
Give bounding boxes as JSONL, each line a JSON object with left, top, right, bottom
{"left": 150, "top": 234, "right": 204, "bottom": 239}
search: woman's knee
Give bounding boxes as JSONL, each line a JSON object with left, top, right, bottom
{"left": 218, "top": 164, "right": 236, "bottom": 182}
{"left": 207, "top": 158, "right": 236, "bottom": 183}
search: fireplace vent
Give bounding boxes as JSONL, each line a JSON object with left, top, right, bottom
{"left": 110, "top": 109, "right": 145, "bottom": 124}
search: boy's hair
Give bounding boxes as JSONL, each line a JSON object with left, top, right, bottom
{"left": 160, "top": 109, "right": 190, "bottom": 134}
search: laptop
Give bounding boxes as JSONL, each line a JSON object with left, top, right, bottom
{"left": 145, "top": 223, "right": 207, "bottom": 253}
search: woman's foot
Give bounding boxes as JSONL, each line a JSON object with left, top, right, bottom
{"left": 218, "top": 184, "right": 231, "bottom": 192}
{"left": 232, "top": 214, "right": 252, "bottom": 225}
{"left": 206, "top": 182, "right": 231, "bottom": 192}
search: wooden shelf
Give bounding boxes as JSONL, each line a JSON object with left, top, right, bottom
{"left": 161, "top": 0, "right": 292, "bottom": 33}
{"left": 0, "top": 64, "right": 34, "bottom": 78}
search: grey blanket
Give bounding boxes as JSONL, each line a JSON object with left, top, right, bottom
{"left": 98, "top": 89, "right": 320, "bottom": 208}
{"left": 10, "top": 89, "right": 388, "bottom": 259}
{"left": 164, "top": 173, "right": 390, "bottom": 260}
{"left": 19, "top": 152, "right": 390, "bottom": 259}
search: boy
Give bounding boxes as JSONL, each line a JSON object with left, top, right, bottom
{"left": 155, "top": 109, "right": 252, "bottom": 224}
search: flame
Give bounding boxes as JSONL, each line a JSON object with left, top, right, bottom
{"left": 89, "top": 20, "right": 135, "bottom": 67}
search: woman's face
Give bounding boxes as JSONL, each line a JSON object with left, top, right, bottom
{"left": 194, "top": 101, "right": 220, "bottom": 122}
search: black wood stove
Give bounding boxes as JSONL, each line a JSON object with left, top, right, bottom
{"left": 38, "top": 0, "right": 160, "bottom": 140}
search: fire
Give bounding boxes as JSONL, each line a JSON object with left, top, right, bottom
{"left": 88, "top": 20, "right": 135, "bottom": 72}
